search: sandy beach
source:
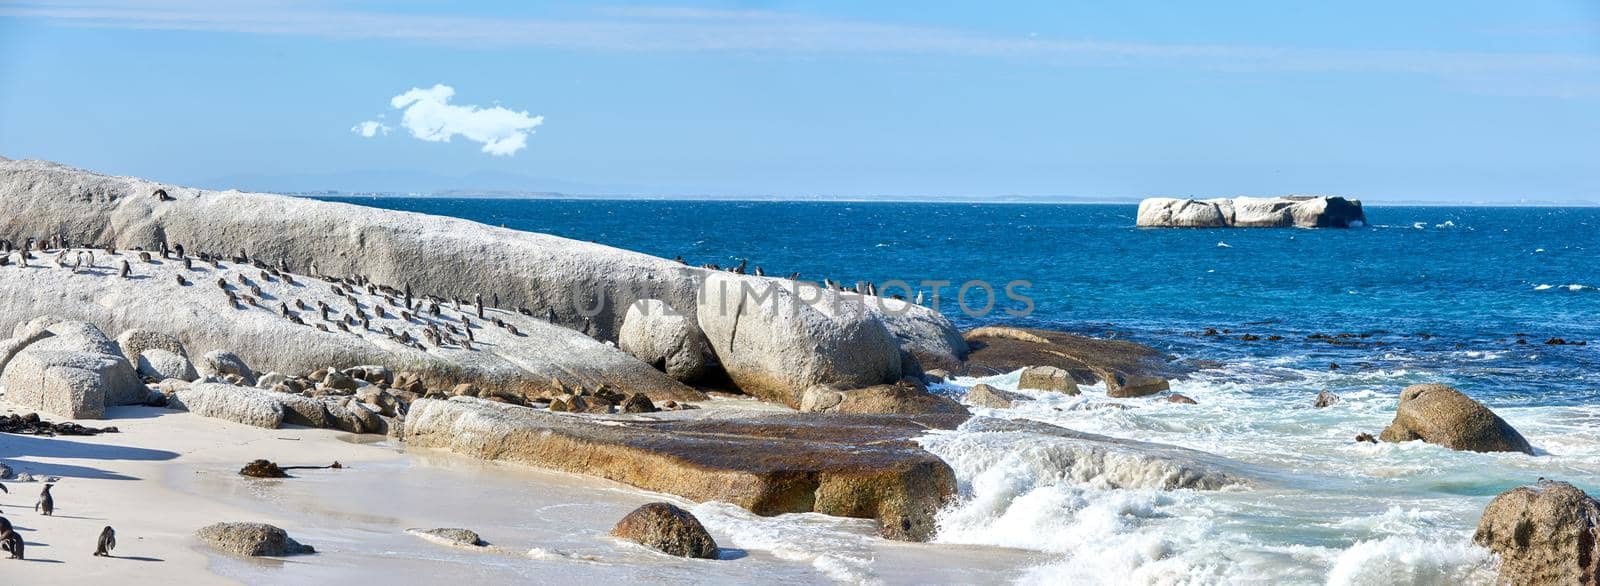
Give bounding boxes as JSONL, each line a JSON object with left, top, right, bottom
{"left": 1, "top": 401, "right": 1044, "bottom": 584}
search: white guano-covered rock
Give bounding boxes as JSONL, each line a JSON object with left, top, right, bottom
{"left": 1136, "top": 196, "right": 1366, "bottom": 228}
{"left": 0, "top": 159, "right": 961, "bottom": 400}
{"left": 696, "top": 273, "right": 901, "bottom": 407}
{"left": 170, "top": 382, "right": 286, "bottom": 428}
{"left": 0, "top": 245, "right": 705, "bottom": 404}
{"left": 617, "top": 299, "right": 709, "bottom": 381}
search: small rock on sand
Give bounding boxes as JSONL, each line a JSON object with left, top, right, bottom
{"left": 407, "top": 528, "right": 486, "bottom": 547}
{"left": 195, "top": 522, "right": 314, "bottom": 557}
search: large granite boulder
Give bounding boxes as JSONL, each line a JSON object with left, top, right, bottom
{"left": 195, "top": 522, "right": 314, "bottom": 557}
{"left": 0, "top": 158, "right": 961, "bottom": 381}
{"left": 1, "top": 350, "right": 123, "bottom": 419}
{"left": 867, "top": 300, "right": 968, "bottom": 372}
{"left": 115, "top": 328, "right": 197, "bottom": 381}
{"left": 617, "top": 299, "right": 710, "bottom": 382}
{"left": 1378, "top": 384, "right": 1534, "bottom": 454}
{"left": 169, "top": 383, "right": 286, "bottom": 429}
{"left": 963, "top": 327, "right": 1183, "bottom": 398}
{"left": 1137, "top": 196, "right": 1366, "bottom": 228}
{"left": 0, "top": 320, "right": 147, "bottom": 418}
{"left": 1018, "top": 365, "right": 1079, "bottom": 395}
{"left": 1473, "top": 479, "right": 1599, "bottom": 585}
{"left": 404, "top": 397, "right": 958, "bottom": 541}
{"left": 610, "top": 502, "right": 719, "bottom": 559}
{"left": 696, "top": 274, "right": 902, "bottom": 407}
{"left": 137, "top": 348, "right": 198, "bottom": 382}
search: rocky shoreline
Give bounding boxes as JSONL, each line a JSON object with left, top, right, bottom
{"left": 2, "top": 159, "right": 1595, "bottom": 583}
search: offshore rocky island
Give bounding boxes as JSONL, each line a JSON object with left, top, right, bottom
{"left": 0, "top": 158, "right": 1593, "bottom": 584}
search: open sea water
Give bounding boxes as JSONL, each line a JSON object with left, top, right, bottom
{"left": 320, "top": 198, "right": 1600, "bottom": 584}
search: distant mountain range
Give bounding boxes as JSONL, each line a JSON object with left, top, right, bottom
{"left": 195, "top": 168, "right": 1595, "bottom": 205}
{"left": 197, "top": 169, "right": 656, "bottom": 196}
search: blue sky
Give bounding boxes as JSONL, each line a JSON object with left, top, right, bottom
{"left": 1, "top": 1, "right": 1598, "bottom": 200}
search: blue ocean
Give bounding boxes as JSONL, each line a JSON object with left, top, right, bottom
{"left": 320, "top": 198, "right": 1600, "bottom": 583}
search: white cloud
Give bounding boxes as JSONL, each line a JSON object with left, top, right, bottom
{"left": 383, "top": 84, "right": 543, "bottom": 156}
{"left": 350, "top": 120, "right": 390, "bottom": 138}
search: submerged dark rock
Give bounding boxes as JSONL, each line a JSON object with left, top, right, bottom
{"left": 961, "top": 327, "right": 1183, "bottom": 398}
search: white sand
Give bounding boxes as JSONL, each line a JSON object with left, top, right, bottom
{"left": 1, "top": 403, "right": 1041, "bottom": 584}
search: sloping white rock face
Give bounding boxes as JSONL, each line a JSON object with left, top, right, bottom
{"left": 696, "top": 273, "right": 902, "bottom": 407}
{"left": 0, "top": 319, "right": 147, "bottom": 417}
{"left": 0, "top": 248, "right": 704, "bottom": 403}
{"left": 1136, "top": 196, "right": 1365, "bottom": 228}
{"left": 0, "top": 158, "right": 966, "bottom": 379}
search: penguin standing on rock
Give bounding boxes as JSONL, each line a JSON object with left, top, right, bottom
{"left": 475, "top": 294, "right": 484, "bottom": 319}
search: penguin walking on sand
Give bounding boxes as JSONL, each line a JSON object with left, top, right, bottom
{"left": 94, "top": 526, "right": 116, "bottom": 557}
{"left": 1, "top": 525, "right": 21, "bottom": 560}
{"left": 35, "top": 483, "right": 53, "bottom": 516}
{"left": 119, "top": 259, "right": 131, "bottom": 279}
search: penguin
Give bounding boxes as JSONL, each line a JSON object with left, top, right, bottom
{"left": 94, "top": 526, "right": 116, "bottom": 557}
{"left": 295, "top": 298, "right": 308, "bottom": 311}
{"left": 175, "top": 274, "right": 189, "bottom": 286}
{"left": 138, "top": 250, "right": 151, "bottom": 263}
{"left": 0, "top": 527, "right": 21, "bottom": 559}
{"left": 545, "top": 308, "right": 556, "bottom": 323}
{"left": 283, "top": 274, "right": 296, "bottom": 286}
{"left": 183, "top": 257, "right": 193, "bottom": 270}
{"left": 914, "top": 291, "right": 924, "bottom": 305}
{"left": 153, "top": 188, "right": 172, "bottom": 201}
{"left": 175, "top": 243, "right": 186, "bottom": 258}
{"left": 216, "top": 277, "right": 227, "bottom": 289}
{"left": 160, "top": 241, "right": 170, "bottom": 259}
{"left": 119, "top": 259, "right": 131, "bottom": 279}
{"left": 361, "top": 315, "right": 371, "bottom": 330}
{"left": 733, "top": 259, "right": 747, "bottom": 274}
{"left": 475, "top": 294, "right": 485, "bottom": 319}
{"left": 35, "top": 483, "right": 53, "bottom": 516}
{"left": 492, "top": 293, "right": 499, "bottom": 309}
{"left": 754, "top": 266, "right": 765, "bottom": 277}
{"left": 280, "top": 303, "right": 292, "bottom": 318}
